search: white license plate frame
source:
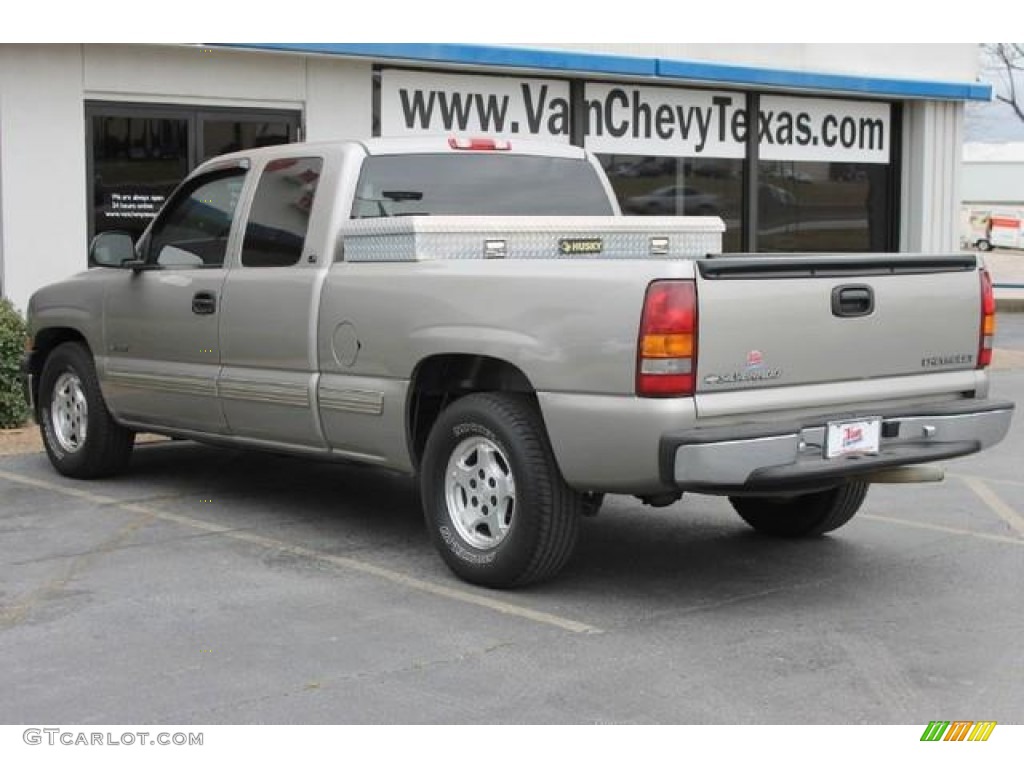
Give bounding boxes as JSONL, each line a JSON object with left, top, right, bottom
{"left": 825, "top": 417, "right": 882, "bottom": 459}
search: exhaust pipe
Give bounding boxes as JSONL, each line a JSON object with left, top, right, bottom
{"left": 861, "top": 465, "right": 945, "bottom": 484}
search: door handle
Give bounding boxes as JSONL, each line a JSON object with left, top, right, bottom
{"left": 192, "top": 291, "right": 217, "bottom": 315}
{"left": 831, "top": 284, "right": 874, "bottom": 318}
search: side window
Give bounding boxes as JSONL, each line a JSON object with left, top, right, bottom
{"left": 146, "top": 169, "right": 247, "bottom": 268}
{"left": 241, "top": 157, "right": 323, "bottom": 268}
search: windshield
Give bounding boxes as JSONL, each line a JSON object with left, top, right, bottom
{"left": 351, "top": 154, "right": 615, "bottom": 218}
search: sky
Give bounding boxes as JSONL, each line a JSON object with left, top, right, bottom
{"left": 966, "top": 99, "right": 1024, "bottom": 142}
{"left": 966, "top": 44, "right": 1024, "bottom": 142}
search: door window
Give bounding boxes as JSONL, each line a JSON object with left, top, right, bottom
{"left": 144, "top": 169, "right": 247, "bottom": 268}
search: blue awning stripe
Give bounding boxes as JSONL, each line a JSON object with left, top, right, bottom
{"left": 218, "top": 43, "right": 992, "bottom": 102}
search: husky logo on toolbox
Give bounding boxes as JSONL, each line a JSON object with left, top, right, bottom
{"left": 558, "top": 238, "right": 603, "bottom": 255}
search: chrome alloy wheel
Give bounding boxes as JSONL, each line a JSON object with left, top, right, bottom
{"left": 51, "top": 371, "right": 88, "bottom": 453}
{"left": 444, "top": 435, "right": 516, "bottom": 550}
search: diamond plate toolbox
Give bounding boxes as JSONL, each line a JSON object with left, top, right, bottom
{"left": 338, "top": 216, "right": 725, "bottom": 262}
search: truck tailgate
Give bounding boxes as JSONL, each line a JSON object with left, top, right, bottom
{"left": 694, "top": 254, "right": 982, "bottom": 405}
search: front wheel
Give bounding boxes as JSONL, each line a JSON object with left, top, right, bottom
{"left": 420, "top": 393, "right": 582, "bottom": 588}
{"left": 729, "top": 481, "right": 869, "bottom": 538}
{"left": 37, "top": 342, "right": 134, "bottom": 478}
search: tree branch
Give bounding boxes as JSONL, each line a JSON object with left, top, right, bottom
{"left": 983, "top": 43, "right": 1024, "bottom": 125}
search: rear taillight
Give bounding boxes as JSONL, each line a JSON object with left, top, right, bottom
{"left": 637, "top": 280, "right": 697, "bottom": 397}
{"left": 448, "top": 136, "right": 511, "bottom": 151}
{"left": 979, "top": 268, "right": 995, "bottom": 368}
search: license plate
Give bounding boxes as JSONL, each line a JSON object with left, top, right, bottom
{"left": 825, "top": 418, "right": 881, "bottom": 458}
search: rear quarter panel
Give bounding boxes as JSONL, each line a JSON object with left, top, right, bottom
{"left": 315, "top": 258, "right": 696, "bottom": 480}
{"left": 318, "top": 258, "right": 695, "bottom": 394}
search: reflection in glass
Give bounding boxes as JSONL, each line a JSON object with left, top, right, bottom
{"left": 202, "top": 121, "right": 291, "bottom": 162}
{"left": 147, "top": 171, "right": 247, "bottom": 268}
{"left": 599, "top": 155, "right": 743, "bottom": 252}
{"left": 242, "top": 157, "right": 324, "bottom": 268}
{"left": 89, "top": 109, "right": 300, "bottom": 252}
{"left": 91, "top": 115, "right": 189, "bottom": 242}
{"left": 756, "top": 161, "right": 890, "bottom": 252}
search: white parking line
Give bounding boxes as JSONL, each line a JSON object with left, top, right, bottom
{"left": 0, "top": 468, "right": 603, "bottom": 636}
{"left": 949, "top": 471, "right": 1024, "bottom": 489}
{"left": 860, "top": 514, "right": 1024, "bottom": 546}
{"left": 959, "top": 475, "right": 1024, "bottom": 539}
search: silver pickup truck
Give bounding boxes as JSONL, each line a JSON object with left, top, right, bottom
{"left": 22, "top": 136, "right": 1014, "bottom": 587}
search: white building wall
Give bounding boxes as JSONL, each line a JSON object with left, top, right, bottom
{"left": 962, "top": 162, "right": 1024, "bottom": 204}
{"left": 83, "top": 44, "right": 307, "bottom": 106}
{"left": 304, "top": 57, "right": 372, "bottom": 142}
{"left": 0, "top": 44, "right": 372, "bottom": 311}
{"left": 900, "top": 100, "right": 964, "bottom": 252}
{"left": 0, "top": 45, "right": 89, "bottom": 314}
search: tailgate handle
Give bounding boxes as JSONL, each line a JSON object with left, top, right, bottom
{"left": 832, "top": 284, "right": 874, "bottom": 318}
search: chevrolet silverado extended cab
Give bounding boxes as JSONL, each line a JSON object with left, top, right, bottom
{"left": 23, "top": 136, "right": 1015, "bottom": 587}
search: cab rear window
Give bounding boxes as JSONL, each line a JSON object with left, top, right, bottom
{"left": 351, "top": 154, "right": 614, "bottom": 218}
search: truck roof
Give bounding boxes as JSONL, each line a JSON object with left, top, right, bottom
{"left": 193, "top": 135, "right": 588, "bottom": 177}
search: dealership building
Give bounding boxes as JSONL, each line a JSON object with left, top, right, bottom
{"left": 0, "top": 43, "right": 990, "bottom": 311}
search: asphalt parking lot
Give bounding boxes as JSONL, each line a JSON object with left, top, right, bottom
{"left": 2, "top": 318, "right": 1023, "bottom": 725}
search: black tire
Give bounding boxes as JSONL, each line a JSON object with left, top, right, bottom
{"left": 420, "top": 393, "right": 581, "bottom": 588}
{"left": 37, "top": 342, "right": 134, "bottom": 479}
{"left": 977, "top": 239, "right": 993, "bottom": 252}
{"left": 729, "top": 481, "right": 869, "bottom": 538}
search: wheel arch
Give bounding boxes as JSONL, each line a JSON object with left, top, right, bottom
{"left": 406, "top": 353, "right": 538, "bottom": 470}
{"left": 26, "top": 328, "right": 92, "bottom": 413}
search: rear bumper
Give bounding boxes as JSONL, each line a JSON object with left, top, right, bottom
{"left": 661, "top": 399, "right": 1014, "bottom": 493}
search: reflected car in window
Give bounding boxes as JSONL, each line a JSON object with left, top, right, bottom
{"left": 623, "top": 185, "right": 720, "bottom": 215}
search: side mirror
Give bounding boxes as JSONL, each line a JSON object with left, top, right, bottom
{"left": 90, "top": 231, "right": 136, "bottom": 268}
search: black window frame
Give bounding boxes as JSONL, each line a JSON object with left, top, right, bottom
{"left": 85, "top": 101, "right": 301, "bottom": 244}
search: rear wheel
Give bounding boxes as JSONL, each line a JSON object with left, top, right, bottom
{"left": 37, "top": 342, "right": 134, "bottom": 478}
{"left": 729, "top": 481, "right": 869, "bottom": 538}
{"left": 420, "top": 393, "right": 581, "bottom": 588}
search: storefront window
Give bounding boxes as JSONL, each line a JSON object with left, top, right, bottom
{"left": 599, "top": 155, "right": 744, "bottom": 252}
{"left": 91, "top": 115, "right": 189, "bottom": 242}
{"left": 756, "top": 161, "right": 892, "bottom": 253}
{"left": 87, "top": 103, "right": 300, "bottom": 247}
{"left": 377, "top": 68, "right": 898, "bottom": 254}
{"left": 201, "top": 119, "right": 293, "bottom": 163}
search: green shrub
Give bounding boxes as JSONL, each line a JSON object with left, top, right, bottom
{"left": 0, "top": 297, "right": 31, "bottom": 428}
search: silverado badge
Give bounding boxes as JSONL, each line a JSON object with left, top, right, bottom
{"left": 704, "top": 349, "right": 782, "bottom": 385}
